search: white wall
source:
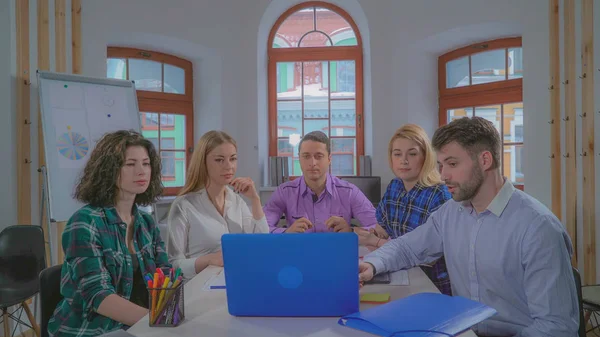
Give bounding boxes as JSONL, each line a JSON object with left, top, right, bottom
{"left": 81, "top": 0, "right": 273, "bottom": 186}
{"left": 0, "top": 0, "right": 17, "bottom": 231}
{"left": 0, "top": 0, "right": 557, "bottom": 238}
{"left": 380, "top": 1, "right": 531, "bottom": 190}
{"left": 0, "top": 0, "right": 557, "bottom": 242}
{"left": 80, "top": 0, "right": 552, "bottom": 208}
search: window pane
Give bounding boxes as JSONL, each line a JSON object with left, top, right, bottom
{"left": 331, "top": 100, "right": 355, "bottom": 136}
{"left": 277, "top": 139, "right": 297, "bottom": 177}
{"left": 503, "top": 102, "right": 523, "bottom": 142}
{"left": 273, "top": 7, "right": 315, "bottom": 48}
{"left": 474, "top": 105, "right": 501, "bottom": 136}
{"left": 446, "top": 57, "right": 469, "bottom": 88}
{"left": 161, "top": 151, "right": 186, "bottom": 188}
{"left": 107, "top": 58, "right": 127, "bottom": 80}
{"left": 471, "top": 49, "right": 506, "bottom": 85}
{"left": 304, "top": 119, "right": 329, "bottom": 136}
{"left": 139, "top": 113, "right": 158, "bottom": 146}
{"left": 129, "top": 59, "right": 162, "bottom": 92}
{"left": 315, "top": 7, "right": 357, "bottom": 46}
{"left": 160, "top": 138, "right": 175, "bottom": 149}
{"left": 504, "top": 145, "right": 524, "bottom": 187}
{"left": 276, "top": 62, "right": 300, "bottom": 96}
{"left": 146, "top": 137, "right": 159, "bottom": 151}
{"left": 277, "top": 138, "right": 295, "bottom": 155}
{"left": 161, "top": 151, "right": 175, "bottom": 176}
{"left": 331, "top": 138, "right": 356, "bottom": 176}
{"left": 303, "top": 61, "right": 329, "bottom": 118}
{"left": 164, "top": 64, "right": 185, "bottom": 94}
{"left": 160, "top": 114, "right": 185, "bottom": 150}
{"left": 141, "top": 112, "right": 159, "bottom": 129}
{"left": 160, "top": 114, "right": 174, "bottom": 127}
{"left": 447, "top": 108, "right": 473, "bottom": 123}
{"left": 277, "top": 101, "right": 301, "bottom": 137}
{"left": 299, "top": 31, "right": 332, "bottom": 47}
{"left": 508, "top": 47, "right": 523, "bottom": 79}
{"left": 331, "top": 60, "right": 355, "bottom": 96}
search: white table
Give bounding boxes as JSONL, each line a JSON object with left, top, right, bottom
{"left": 128, "top": 266, "right": 476, "bottom": 337}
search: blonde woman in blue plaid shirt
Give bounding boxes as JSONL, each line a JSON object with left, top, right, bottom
{"left": 355, "top": 124, "right": 451, "bottom": 295}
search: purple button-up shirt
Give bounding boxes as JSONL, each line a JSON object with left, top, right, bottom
{"left": 263, "top": 174, "right": 378, "bottom": 233}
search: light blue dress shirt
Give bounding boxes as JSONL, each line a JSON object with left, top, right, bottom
{"left": 363, "top": 180, "right": 579, "bottom": 337}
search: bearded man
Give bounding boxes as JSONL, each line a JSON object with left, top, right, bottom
{"left": 359, "top": 117, "right": 578, "bottom": 337}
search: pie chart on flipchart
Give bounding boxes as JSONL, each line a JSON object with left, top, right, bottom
{"left": 56, "top": 127, "right": 89, "bottom": 160}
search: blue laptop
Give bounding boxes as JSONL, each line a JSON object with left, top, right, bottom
{"left": 221, "top": 232, "right": 359, "bottom": 317}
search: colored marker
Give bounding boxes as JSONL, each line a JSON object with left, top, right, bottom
{"left": 152, "top": 272, "right": 159, "bottom": 320}
{"left": 156, "top": 277, "right": 170, "bottom": 311}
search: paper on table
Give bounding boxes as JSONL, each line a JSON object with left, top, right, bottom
{"left": 97, "top": 329, "right": 136, "bottom": 337}
{"left": 202, "top": 270, "right": 226, "bottom": 291}
{"left": 388, "top": 270, "right": 409, "bottom": 286}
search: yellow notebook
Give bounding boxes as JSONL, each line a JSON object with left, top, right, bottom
{"left": 360, "top": 293, "right": 391, "bottom": 304}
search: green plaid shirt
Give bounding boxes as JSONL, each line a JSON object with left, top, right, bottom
{"left": 48, "top": 205, "right": 171, "bottom": 337}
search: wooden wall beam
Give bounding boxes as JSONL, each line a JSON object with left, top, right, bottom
{"left": 563, "top": 0, "right": 577, "bottom": 266}
{"left": 72, "top": 0, "right": 82, "bottom": 74}
{"left": 549, "top": 0, "right": 562, "bottom": 220}
{"left": 55, "top": 0, "right": 67, "bottom": 263}
{"left": 581, "top": 0, "right": 596, "bottom": 285}
{"left": 38, "top": 0, "right": 51, "bottom": 267}
{"left": 55, "top": 0, "right": 66, "bottom": 73}
{"left": 16, "top": 0, "right": 31, "bottom": 226}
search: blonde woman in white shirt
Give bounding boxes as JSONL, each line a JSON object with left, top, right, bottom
{"left": 167, "top": 130, "right": 268, "bottom": 278}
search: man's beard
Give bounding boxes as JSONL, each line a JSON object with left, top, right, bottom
{"left": 448, "top": 163, "right": 484, "bottom": 202}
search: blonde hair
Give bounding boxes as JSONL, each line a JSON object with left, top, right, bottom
{"left": 388, "top": 124, "right": 442, "bottom": 187}
{"left": 179, "top": 130, "right": 237, "bottom": 196}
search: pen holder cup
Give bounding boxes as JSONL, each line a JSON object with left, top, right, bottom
{"left": 148, "top": 281, "right": 185, "bottom": 327}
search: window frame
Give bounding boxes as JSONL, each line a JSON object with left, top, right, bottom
{"left": 438, "top": 37, "right": 524, "bottom": 190}
{"left": 107, "top": 47, "right": 194, "bottom": 196}
{"left": 267, "top": 1, "right": 364, "bottom": 177}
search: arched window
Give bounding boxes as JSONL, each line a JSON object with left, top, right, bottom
{"left": 106, "top": 47, "right": 193, "bottom": 196}
{"left": 268, "top": 2, "right": 364, "bottom": 177}
{"left": 438, "top": 37, "right": 524, "bottom": 190}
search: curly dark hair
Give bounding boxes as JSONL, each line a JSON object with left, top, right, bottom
{"left": 432, "top": 116, "right": 502, "bottom": 170}
{"left": 74, "top": 129, "right": 163, "bottom": 207}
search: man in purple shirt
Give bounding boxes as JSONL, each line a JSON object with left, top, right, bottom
{"left": 263, "top": 131, "right": 378, "bottom": 233}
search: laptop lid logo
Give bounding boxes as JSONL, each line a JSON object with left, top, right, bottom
{"left": 278, "top": 266, "right": 303, "bottom": 289}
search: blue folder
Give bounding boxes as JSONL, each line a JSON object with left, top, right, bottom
{"left": 338, "top": 293, "right": 497, "bottom": 336}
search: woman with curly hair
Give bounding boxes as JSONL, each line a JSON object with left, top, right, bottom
{"left": 47, "top": 130, "right": 171, "bottom": 336}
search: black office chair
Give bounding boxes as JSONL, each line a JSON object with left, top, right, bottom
{"left": 39, "top": 264, "right": 63, "bottom": 337}
{"left": 573, "top": 267, "right": 586, "bottom": 337}
{"left": 0, "top": 225, "right": 46, "bottom": 337}
{"left": 582, "top": 280, "right": 600, "bottom": 336}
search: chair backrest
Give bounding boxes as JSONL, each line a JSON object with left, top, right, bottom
{"left": 572, "top": 267, "right": 585, "bottom": 337}
{"left": 39, "top": 264, "right": 63, "bottom": 337}
{"left": 0, "top": 225, "right": 46, "bottom": 286}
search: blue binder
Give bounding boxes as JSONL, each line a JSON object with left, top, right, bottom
{"left": 338, "top": 293, "right": 497, "bottom": 336}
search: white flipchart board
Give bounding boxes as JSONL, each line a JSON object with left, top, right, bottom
{"left": 37, "top": 71, "right": 141, "bottom": 223}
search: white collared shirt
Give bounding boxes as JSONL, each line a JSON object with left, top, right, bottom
{"left": 166, "top": 187, "right": 268, "bottom": 278}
